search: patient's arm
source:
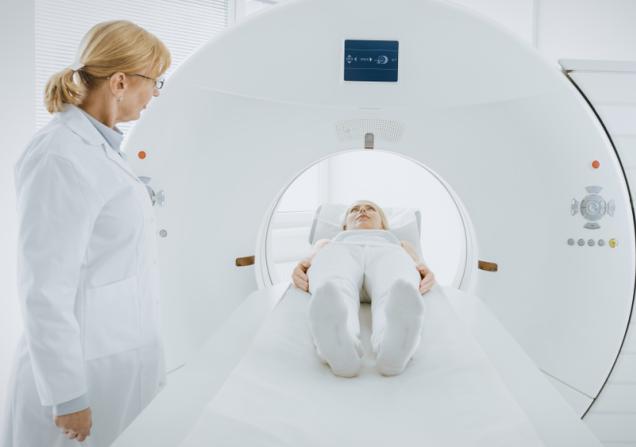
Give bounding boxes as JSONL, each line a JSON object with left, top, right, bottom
{"left": 400, "top": 240, "right": 420, "bottom": 264}
{"left": 400, "top": 240, "right": 436, "bottom": 294}
{"left": 311, "top": 238, "right": 331, "bottom": 257}
{"left": 291, "top": 239, "right": 331, "bottom": 292}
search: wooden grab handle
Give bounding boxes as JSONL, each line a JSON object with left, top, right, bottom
{"left": 478, "top": 260, "right": 498, "bottom": 272}
{"left": 235, "top": 256, "right": 255, "bottom": 267}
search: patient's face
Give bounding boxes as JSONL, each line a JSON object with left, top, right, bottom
{"left": 344, "top": 201, "right": 383, "bottom": 230}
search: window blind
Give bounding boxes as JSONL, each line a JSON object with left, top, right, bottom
{"left": 35, "top": 0, "right": 229, "bottom": 131}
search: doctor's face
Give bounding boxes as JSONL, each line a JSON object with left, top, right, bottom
{"left": 117, "top": 69, "right": 161, "bottom": 123}
{"left": 344, "top": 201, "right": 384, "bottom": 230}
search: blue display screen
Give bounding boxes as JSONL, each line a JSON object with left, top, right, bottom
{"left": 344, "top": 40, "right": 399, "bottom": 82}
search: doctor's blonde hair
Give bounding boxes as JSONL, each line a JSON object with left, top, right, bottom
{"left": 342, "top": 200, "right": 390, "bottom": 230}
{"left": 44, "top": 20, "right": 171, "bottom": 113}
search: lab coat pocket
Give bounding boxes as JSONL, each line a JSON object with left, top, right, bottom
{"left": 83, "top": 275, "right": 141, "bottom": 360}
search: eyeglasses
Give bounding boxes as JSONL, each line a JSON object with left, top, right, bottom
{"left": 103, "top": 73, "right": 166, "bottom": 89}
{"left": 130, "top": 73, "right": 165, "bottom": 90}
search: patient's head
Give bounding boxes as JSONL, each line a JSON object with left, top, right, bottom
{"left": 343, "top": 200, "right": 389, "bottom": 231}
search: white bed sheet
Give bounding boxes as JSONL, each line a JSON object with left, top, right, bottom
{"left": 179, "top": 287, "right": 553, "bottom": 447}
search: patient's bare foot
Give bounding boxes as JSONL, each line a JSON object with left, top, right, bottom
{"left": 376, "top": 279, "right": 424, "bottom": 376}
{"left": 309, "top": 282, "right": 362, "bottom": 378}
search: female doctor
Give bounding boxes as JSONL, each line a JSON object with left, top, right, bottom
{"left": 1, "top": 21, "right": 171, "bottom": 446}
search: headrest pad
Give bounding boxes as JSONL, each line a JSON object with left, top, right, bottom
{"left": 308, "top": 203, "right": 422, "bottom": 257}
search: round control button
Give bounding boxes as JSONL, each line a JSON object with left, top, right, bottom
{"left": 577, "top": 238, "right": 585, "bottom": 246}
{"left": 567, "top": 238, "right": 575, "bottom": 246}
{"left": 587, "top": 239, "right": 595, "bottom": 247}
{"left": 609, "top": 238, "right": 618, "bottom": 248}
{"left": 580, "top": 194, "right": 607, "bottom": 221}
{"left": 598, "top": 239, "right": 605, "bottom": 246}
{"left": 159, "top": 229, "right": 168, "bottom": 238}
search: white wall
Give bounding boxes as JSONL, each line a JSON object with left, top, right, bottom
{"left": 452, "top": 0, "right": 636, "bottom": 63}
{"left": 537, "top": 0, "right": 636, "bottom": 62}
{"left": 0, "top": 0, "right": 34, "bottom": 426}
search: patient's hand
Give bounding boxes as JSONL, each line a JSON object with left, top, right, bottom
{"left": 292, "top": 239, "right": 331, "bottom": 292}
{"left": 416, "top": 263, "right": 436, "bottom": 294}
{"left": 292, "top": 259, "right": 311, "bottom": 292}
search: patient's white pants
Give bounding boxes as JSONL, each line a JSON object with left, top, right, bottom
{"left": 307, "top": 241, "right": 421, "bottom": 351}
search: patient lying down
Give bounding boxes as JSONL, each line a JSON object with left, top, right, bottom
{"left": 292, "top": 200, "right": 436, "bottom": 378}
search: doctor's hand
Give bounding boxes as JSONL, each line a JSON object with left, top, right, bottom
{"left": 292, "top": 259, "right": 311, "bottom": 292}
{"left": 55, "top": 407, "right": 92, "bottom": 442}
{"left": 416, "top": 263, "right": 436, "bottom": 295}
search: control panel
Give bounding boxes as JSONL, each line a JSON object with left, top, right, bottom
{"left": 344, "top": 39, "right": 398, "bottom": 82}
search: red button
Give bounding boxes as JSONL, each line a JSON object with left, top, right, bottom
{"left": 592, "top": 160, "right": 600, "bottom": 169}
{"left": 138, "top": 151, "right": 147, "bottom": 160}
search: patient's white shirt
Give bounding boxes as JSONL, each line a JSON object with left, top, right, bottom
{"left": 332, "top": 229, "right": 400, "bottom": 246}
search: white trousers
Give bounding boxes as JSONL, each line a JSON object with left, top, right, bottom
{"left": 307, "top": 241, "right": 421, "bottom": 351}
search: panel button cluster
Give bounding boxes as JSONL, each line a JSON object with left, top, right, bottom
{"left": 571, "top": 185, "right": 615, "bottom": 230}
{"left": 567, "top": 238, "right": 617, "bottom": 248}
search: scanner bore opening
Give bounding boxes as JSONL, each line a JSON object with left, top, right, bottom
{"left": 255, "top": 149, "right": 479, "bottom": 291}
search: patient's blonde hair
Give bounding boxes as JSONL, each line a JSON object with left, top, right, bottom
{"left": 342, "top": 200, "right": 390, "bottom": 230}
{"left": 44, "top": 20, "right": 171, "bottom": 113}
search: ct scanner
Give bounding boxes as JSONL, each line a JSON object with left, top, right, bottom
{"left": 111, "top": 0, "right": 636, "bottom": 445}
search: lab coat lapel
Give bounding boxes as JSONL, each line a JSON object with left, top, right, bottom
{"left": 100, "top": 143, "right": 141, "bottom": 183}
{"left": 59, "top": 105, "right": 141, "bottom": 183}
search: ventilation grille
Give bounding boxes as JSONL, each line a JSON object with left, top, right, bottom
{"left": 335, "top": 119, "right": 404, "bottom": 143}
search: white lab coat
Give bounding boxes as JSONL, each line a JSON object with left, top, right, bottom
{"left": 1, "top": 105, "right": 165, "bottom": 447}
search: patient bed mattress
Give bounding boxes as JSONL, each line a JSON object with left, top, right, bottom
{"left": 175, "top": 287, "right": 601, "bottom": 447}
{"left": 113, "top": 285, "right": 602, "bottom": 446}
